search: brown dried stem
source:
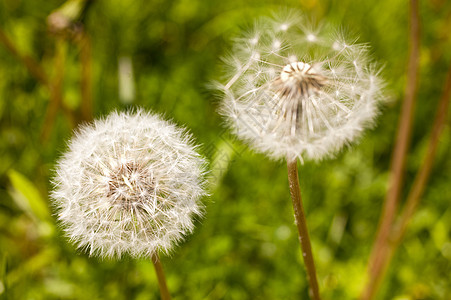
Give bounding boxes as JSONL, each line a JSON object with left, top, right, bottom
{"left": 287, "top": 159, "right": 321, "bottom": 300}
{"left": 0, "top": 28, "right": 49, "bottom": 87}
{"left": 361, "top": 63, "right": 451, "bottom": 300}
{"left": 394, "top": 63, "right": 451, "bottom": 244}
{"left": 361, "top": 0, "right": 420, "bottom": 299}
{"left": 41, "top": 39, "right": 67, "bottom": 142}
{"left": 152, "top": 253, "right": 172, "bottom": 300}
{"left": 76, "top": 30, "right": 93, "bottom": 123}
{"left": 0, "top": 27, "right": 76, "bottom": 140}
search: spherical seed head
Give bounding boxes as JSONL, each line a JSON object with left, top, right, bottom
{"left": 51, "top": 110, "right": 207, "bottom": 258}
{"left": 216, "top": 12, "right": 384, "bottom": 162}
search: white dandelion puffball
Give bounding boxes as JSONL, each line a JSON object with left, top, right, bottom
{"left": 216, "top": 12, "right": 384, "bottom": 162}
{"left": 51, "top": 110, "right": 207, "bottom": 258}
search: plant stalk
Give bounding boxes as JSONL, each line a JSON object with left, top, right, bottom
{"left": 396, "top": 63, "right": 451, "bottom": 241}
{"left": 287, "top": 159, "right": 321, "bottom": 300}
{"left": 0, "top": 28, "right": 49, "bottom": 86}
{"left": 362, "top": 0, "right": 420, "bottom": 299}
{"left": 362, "top": 62, "right": 451, "bottom": 300}
{"left": 151, "top": 253, "right": 172, "bottom": 300}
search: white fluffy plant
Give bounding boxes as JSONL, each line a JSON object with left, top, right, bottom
{"left": 215, "top": 12, "right": 384, "bottom": 300}
{"left": 217, "top": 13, "right": 383, "bottom": 162}
{"left": 51, "top": 109, "right": 207, "bottom": 300}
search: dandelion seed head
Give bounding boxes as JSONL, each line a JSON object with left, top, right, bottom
{"left": 51, "top": 110, "right": 207, "bottom": 258}
{"left": 216, "top": 12, "right": 384, "bottom": 161}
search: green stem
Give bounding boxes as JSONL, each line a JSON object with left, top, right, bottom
{"left": 151, "top": 253, "right": 172, "bottom": 300}
{"left": 287, "top": 159, "right": 321, "bottom": 300}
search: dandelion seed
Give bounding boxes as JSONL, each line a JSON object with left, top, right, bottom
{"left": 216, "top": 13, "right": 384, "bottom": 162}
{"left": 51, "top": 109, "right": 207, "bottom": 259}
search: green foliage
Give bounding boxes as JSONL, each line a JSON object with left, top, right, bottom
{"left": 7, "top": 170, "right": 52, "bottom": 224}
{"left": 0, "top": 0, "right": 450, "bottom": 299}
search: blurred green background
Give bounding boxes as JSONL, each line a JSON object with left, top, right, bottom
{"left": 1, "top": 0, "right": 450, "bottom": 299}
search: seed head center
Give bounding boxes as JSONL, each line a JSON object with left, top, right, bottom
{"left": 107, "top": 162, "right": 154, "bottom": 204}
{"left": 277, "top": 62, "right": 326, "bottom": 98}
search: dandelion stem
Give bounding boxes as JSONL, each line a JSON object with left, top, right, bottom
{"left": 396, "top": 63, "right": 451, "bottom": 240}
{"left": 361, "top": 62, "right": 451, "bottom": 300}
{"left": 41, "top": 39, "right": 66, "bottom": 142}
{"left": 0, "top": 28, "right": 49, "bottom": 86}
{"left": 77, "top": 30, "right": 93, "bottom": 123}
{"left": 287, "top": 159, "right": 321, "bottom": 300}
{"left": 361, "top": 0, "right": 420, "bottom": 299}
{"left": 152, "top": 253, "right": 172, "bottom": 300}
